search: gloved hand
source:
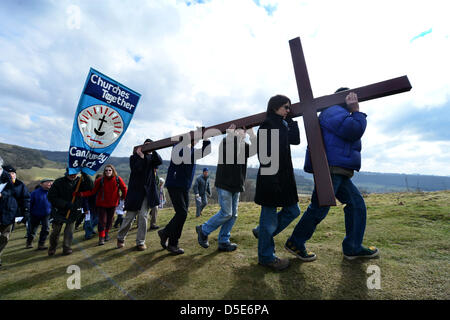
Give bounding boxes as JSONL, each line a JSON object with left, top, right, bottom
{"left": 72, "top": 191, "right": 81, "bottom": 198}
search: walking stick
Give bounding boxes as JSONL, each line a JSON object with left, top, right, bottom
{"left": 66, "top": 174, "right": 83, "bottom": 219}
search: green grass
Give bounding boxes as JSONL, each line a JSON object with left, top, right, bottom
{"left": 0, "top": 191, "right": 449, "bottom": 300}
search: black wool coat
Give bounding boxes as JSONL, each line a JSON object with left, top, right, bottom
{"left": 48, "top": 173, "right": 94, "bottom": 224}
{"left": 0, "top": 173, "right": 31, "bottom": 225}
{"left": 124, "top": 151, "right": 162, "bottom": 211}
{"left": 215, "top": 134, "right": 257, "bottom": 193}
{"left": 254, "top": 112, "right": 300, "bottom": 207}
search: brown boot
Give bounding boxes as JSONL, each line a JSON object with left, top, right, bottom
{"left": 25, "top": 240, "right": 33, "bottom": 249}
{"left": 37, "top": 243, "right": 48, "bottom": 250}
{"left": 136, "top": 244, "right": 147, "bottom": 251}
{"left": 62, "top": 247, "right": 73, "bottom": 255}
{"left": 259, "top": 257, "right": 290, "bottom": 271}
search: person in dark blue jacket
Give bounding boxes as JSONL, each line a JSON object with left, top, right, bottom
{"left": 158, "top": 136, "right": 211, "bottom": 254}
{"left": 286, "top": 88, "right": 379, "bottom": 261}
{"left": 0, "top": 165, "right": 30, "bottom": 266}
{"left": 26, "top": 179, "right": 54, "bottom": 250}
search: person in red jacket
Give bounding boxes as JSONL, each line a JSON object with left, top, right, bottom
{"left": 80, "top": 165, "right": 127, "bottom": 245}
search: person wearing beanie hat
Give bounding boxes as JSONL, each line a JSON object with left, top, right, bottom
{"left": 26, "top": 178, "right": 54, "bottom": 250}
{"left": 192, "top": 167, "right": 211, "bottom": 218}
{"left": 0, "top": 165, "right": 30, "bottom": 267}
{"left": 286, "top": 88, "right": 379, "bottom": 261}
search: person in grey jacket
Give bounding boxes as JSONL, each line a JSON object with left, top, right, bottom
{"left": 193, "top": 168, "right": 211, "bottom": 217}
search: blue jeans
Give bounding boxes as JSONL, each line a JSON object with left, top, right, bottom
{"left": 288, "top": 174, "right": 367, "bottom": 255}
{"left": 202, "top": 188, "right": 239, "bottom": 245}
{"left": 258, "top": 204, "right": 300, "bottom": 264}
{"left": 84, "top": 211, "right": 98, "bottom": 239}
{"left": 196, "top": 194, "right": 208, "bottom": 217}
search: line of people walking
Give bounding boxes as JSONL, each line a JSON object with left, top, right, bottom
{"left": 0, "top": 90, "right": 379, "bottom": 271}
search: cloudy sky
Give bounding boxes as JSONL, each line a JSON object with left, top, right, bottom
{"left": 0, "top": 0, "right": 449, "bottom": 176}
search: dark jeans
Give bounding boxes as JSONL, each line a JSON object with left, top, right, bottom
{"left": 288, "top": 174, "right": 367, "bottom": 255}
{"left": 114, "top": 214, "right": 123, "bottom": 228}
{"left": 164, "top": 187, "right": 189, "bottom": 247}
{"left": 84, "top": 210, "right": 98, "bottom": 239}
{"left": 97, "top": 207, "right": 115, "bottom": 237}
{"left": 27, "top": 215, "right": 50, "bottom": 245}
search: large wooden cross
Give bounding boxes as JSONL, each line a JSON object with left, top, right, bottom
{"left": 136, "top": 37, "right": 412, "bottom": 206}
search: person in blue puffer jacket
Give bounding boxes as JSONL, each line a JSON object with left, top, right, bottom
{"left": 26, "top": 179, "right": 54, "bottom": 250}
{"left": 286, "top": 88, "right": 380, "bottom": 261}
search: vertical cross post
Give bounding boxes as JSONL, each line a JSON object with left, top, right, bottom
{"left": 289, "top": 37, "right": 336, "bottom": 206}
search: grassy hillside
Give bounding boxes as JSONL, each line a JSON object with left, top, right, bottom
{"left": 0, "top": 191, "right": 448, "bottom": 300}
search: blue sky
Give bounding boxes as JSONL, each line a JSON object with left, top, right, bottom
{"left": 0, "top": 0, "right": 449, "bottom": 176}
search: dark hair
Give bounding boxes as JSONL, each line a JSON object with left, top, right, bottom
{"left": 266, "top": 95, "right": 291, "bottom": 115}
{"left": 335, "top": 87, "right": 349, "bottom": 93}
{"left": 335, "top": 87, "right": 350, "bottom": 108}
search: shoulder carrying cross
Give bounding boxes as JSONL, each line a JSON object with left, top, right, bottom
{"left": 135, "top": 37, "right": 412, "bottom": 207}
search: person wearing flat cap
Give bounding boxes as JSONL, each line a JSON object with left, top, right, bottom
{"left": 47, "top": 168, "right": 93, "bottom": 256}
{"left": 0, "top": 164, "right": 30, "bottom": 267}
{"left": 25, "top": 178, "right": 54, "bottom": 250}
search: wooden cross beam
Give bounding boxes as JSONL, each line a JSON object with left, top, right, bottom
{"left": 136, "top": 36, "right": 412, "bottom": 206}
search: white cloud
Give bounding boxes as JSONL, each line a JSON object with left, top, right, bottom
{"left": 0, "top": 0, "right": 449, "bottom": 176}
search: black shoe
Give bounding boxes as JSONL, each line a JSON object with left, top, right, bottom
{"left": 259, "top": 257, "right": 290, "bottom": 271}
{"left": 344, "top": 246, "right": 379, "bottom": 260}
{"left": 62, "top": 248, "right": 73, "bottom": 256}
{"left": 98, "top": 237, "right": 105, "bottom": 246}
{"left": 285, "top": 241, "right": 317, "bottom": 262}
{"left": 25, "top": 241, "right": 33, "bottom": 249}
{"left": 195, "top": 225, "right": 209, "bottom": 248}
{"left": 149, "top": 225, "right": 160, "bottom": 230}
{"left": 252, "top": 227, "right": 259, "bottom": 239}
{"left": 167, "top": 245, "right": 184, "bottom": 255}
{"left": 218, "top": 242, "right": 237, "bottom": 252}
{"left": 37, "top": 244, "right": 48, "bottom": 250}
{"left": 158, "top": 229, "right": 168, "bottom": 249}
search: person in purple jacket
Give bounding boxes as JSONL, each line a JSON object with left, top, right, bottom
{"left": 26, "top": 179, "right": 54, "bottom": 250}
{"left": 285, "top": 88, "right": 379, "bottom": 261}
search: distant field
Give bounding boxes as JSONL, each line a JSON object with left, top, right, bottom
{"left": 0, "top": 191, "right": 448, "bottom": 300}
{"left": 19, "top": 166, "right": 66, "bottom": 186}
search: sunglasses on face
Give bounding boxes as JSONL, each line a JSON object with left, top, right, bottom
{"left": 283, "top": 104, "right": 291, "bottom": 110}
{"left": 105, "top": 169, "right": 112, "bottom": 172}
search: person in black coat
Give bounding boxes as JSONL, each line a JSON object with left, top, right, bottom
{"left": 47, "top": 169, "right": 93, "bottom": 256}
{"left": 253, "top": 95, "right": 303, "bottom": 271}
{"left": 117, "top": 139, "right": 162, "bottom": 251}
{"left": 0, "top": 164, "right": 30, "bottom": 266}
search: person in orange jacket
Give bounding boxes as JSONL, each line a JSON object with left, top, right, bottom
{"left": 79, "top": 165, "right": 127, "bottom": 245}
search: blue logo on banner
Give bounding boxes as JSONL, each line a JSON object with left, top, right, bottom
{"left": 68, "top": 68, "right": 141, "bottom": 175}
